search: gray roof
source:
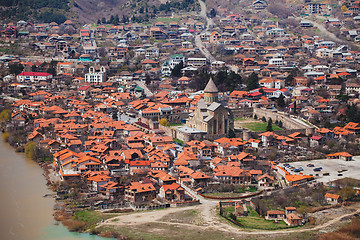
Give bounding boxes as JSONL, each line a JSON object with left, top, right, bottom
{"left": 204, "top": 115, "right": 214, "bottom": 122}
{"left": 207, "top": 102, "right": 221, "bottom": 111}
{"left": 204, "top": 78, "right": 219, "bottom": 93}
{"left": 197, "top": 99, "right": 208, "bottom": 110}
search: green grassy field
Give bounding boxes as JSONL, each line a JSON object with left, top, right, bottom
{"left": 234, "top": 117, "right": 251, "bottom": 121}
{"left": 74, "top": 210, "right": 116, "bottom": 229}
{"left": 236, "top": 216, "right": 289, "bottom": 230}
{"left": 224, "top": 207, "right": 290, "bottom": 230}
{"left": 240, "top": 122, "right": 282, "bottom": 132}
{"left": 155, "top": 17, "right": 180, "bottom": 24}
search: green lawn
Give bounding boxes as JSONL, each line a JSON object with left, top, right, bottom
{"left": 168, "top": 122, "right": 183, "bottom": 126}
{"left": 236, "top": 216, "right": 289, "bottom": 230}
{"left": 240, "top": 122, "right": 282, "bottom": 132}
{"left": 224, "top": 206, "right": 293, "bottom": 230}
{"left": 74, "top": 210, "right": 116, "bottom": 229}
{"left": 234, "top": 117, "right": 251, "bottom": 121}
{"left": 155, "top": 17, "right": 180, "bottom": 24}
{"left": 173, "top": 138, "right": 184, "bottom": 145}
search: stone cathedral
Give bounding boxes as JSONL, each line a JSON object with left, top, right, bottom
{"left": 186, "top": 78, "right": 231, "bottom": 138}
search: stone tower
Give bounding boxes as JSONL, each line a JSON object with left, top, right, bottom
{"left": 204, "top": 77, "right": 219, "bottom": 103}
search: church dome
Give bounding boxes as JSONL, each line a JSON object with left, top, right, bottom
{"left": 204, "top": 77, "right": 219, "bottom": 93}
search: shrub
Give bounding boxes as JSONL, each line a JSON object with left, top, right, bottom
{"left": 2, "top": 132, "right": 10, "bottom": 142}
{"left": 228, "top": 213, "right": 237, "bottom": 221}
{"left": 159, "top": 118, "right": 169, "bottom": 126}
{"left": 62, "top": 220, "right": 86, "bottom": 232}
{"left": 0, "top": 109, "right": 11, "bottom": 122}
{"left": 24, "top": 141, "right": 36, "bottom": 159}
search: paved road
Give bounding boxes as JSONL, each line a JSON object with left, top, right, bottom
{"left": 196, "top": 0, "right": 217, "bottom": 62}
{"left": 135, "top": 80, "right": 154, "bottom": 97}
{"left": 296, "top": 17, "right": 345, "bottom": 44}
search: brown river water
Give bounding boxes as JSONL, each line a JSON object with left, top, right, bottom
{"left": 0, "top": 134, "right": 113, "bottom": 240}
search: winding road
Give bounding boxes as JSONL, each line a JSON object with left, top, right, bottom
{"left": 296, "top": 17, "right": 345, "bottom": 44}
{"left": 195, "top": 0, "right": 217, "bottom": 62}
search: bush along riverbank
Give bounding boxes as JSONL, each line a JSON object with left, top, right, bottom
{"left": 53, "top": 209, "right": 129, "bottom": 239}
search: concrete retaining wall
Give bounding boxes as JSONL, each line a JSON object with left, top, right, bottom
{"left": 253, "top": 108, "right": 315, "bottom": 135}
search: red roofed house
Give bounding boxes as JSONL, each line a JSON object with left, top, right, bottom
{"left": 87, "top": 174, "right": 111, "bottom": 191}
{"left": 190, "top": 171, "right": 210, "bottom": 187}
{"left": 266, "top": 210, "right": 285, "bottom": 221}
{"left": 286, "top": 213, "right": 302, "bottom": 226}
{"left": 257, "top": 174, "right": 274, "bottom": 189}
{"left": 327, "top": 152, "right": 353, "bottom": 161}
{"left": 159, "top": 182, "right": 185, "bottom": 201}
{"left": 325, "top": 193, "right": 342, "bottom": 204}
{"left": 125, "top": 182, "right": 156, "bottom": 204}
{"left": 17, "top": 72, "right": 52, "bottom": 83}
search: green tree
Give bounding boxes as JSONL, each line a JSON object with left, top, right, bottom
{"left": 345, "top": 104, "right": 360, "bottom": 123}
{"left": 2, "top": 132, "right": 10, "bottom": 142}
{"left": 171, "top": 61, "right": 183, "bottom": 78}
{"left": 293, "top": 101, "right": 297, "bottom": 114}
{"left": 25, "top": 141, "right": 37, "bottom": 160}
{"left": 9, "top": 63, "right": 24, "bottom": 75}
{"left": 340, "top": 187, "right": 355, "bottom": 200}
{"left": 266, "top": 118, "right": 273, "bottom": 131}
{"left": 209, "top": 8, "right": 216, "bottom": 18}
{"left": 246, "top": 72, "right": 259, "bottom": 91}
{"left": 336, "top": 84, "right": 350, "bottom": 102}
{"left": 31, "top": 64, "right": 37, "bottom": 72}
{"left": 261, "top": 116, "right": 266, "bottom": 122}
{"left": 47, "top": 67, "right": 56, "bottom": 76}
{"left": 254, "top": 114, "right": 257, "bottom": 119}
{"left": 277, "top": 94, "right": 285, "bottom": 108}
{"left": 145, "top": 74, "right": 151, "bottom": 85}
{"left": 278, "top": 121, "right": 283, "bottom": 128}
{"left": 228, "top": 213, "right": 237, "bottom": 221}
{"left": 0, "top": 109, "right": 11, "bottom": 122}
{"left": 159, "top": 118, "right": 169, "bottom": 126}
{"left": 228, "top": 128, "right": 235, "bottom": 138}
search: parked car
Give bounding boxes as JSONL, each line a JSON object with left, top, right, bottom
{"left": 307, "top": 164, "right": 314, "bottom": 167}
{"left": 314, "top": 167, "right": 322, "bottom": 171}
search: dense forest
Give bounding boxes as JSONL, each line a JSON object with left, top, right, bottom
{"left": 0, "top": 0, "right": 69, "bottom": 24}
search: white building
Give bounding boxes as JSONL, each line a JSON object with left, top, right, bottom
{"left": 17, "top": 72, "right": 52, "bottom": 83}
{"left": 85, "top": 66, "right": 106, "bottom": 84}
{"left": 269, "top": 58, "right": 284, "bottom": 66}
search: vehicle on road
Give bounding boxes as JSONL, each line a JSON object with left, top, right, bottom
{"left": 307, "top": 164, "right": 314, "bottom": 167}
{"left": 314, "top": 167, "right": 323, "bottom": 171}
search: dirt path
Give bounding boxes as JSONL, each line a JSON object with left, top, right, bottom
{"left": 98, "top": 182, "right": 360, "bottom": 236}
{"left": 98, "top": 201, "right": 360, "bottom": 236}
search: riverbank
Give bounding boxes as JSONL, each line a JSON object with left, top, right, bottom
{"left": 0, "top": 133, "right": 119, "bottom": 240}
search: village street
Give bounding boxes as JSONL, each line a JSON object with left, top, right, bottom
{"left": 195, "top": 0, "right": 217, "bottom": 63}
